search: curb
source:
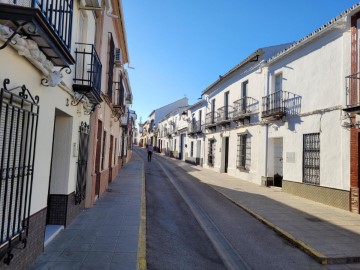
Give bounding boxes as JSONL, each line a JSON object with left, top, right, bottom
{"left": 137, "top": 154, "right": 147, "bottom": 270}
{"left": 207, "top": 186, "right": 329, "bottom": 265}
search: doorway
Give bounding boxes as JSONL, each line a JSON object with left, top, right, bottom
{"left": 223, "top": 137, "right": 229, "bottom": 173}
{"left": 46, "top": 109, "right": 73, "bottom": 243}
{"left": 273, "top": 138, "right": 283, "bottom": 187}
{"left": 180, "top": 134, "right": 185, "bottom": 160}
{"left": 196, "top": 140, "right": 201, "bottom": 165}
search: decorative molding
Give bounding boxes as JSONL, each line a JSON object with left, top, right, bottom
{"left": 0, "top": 23, "right": 71, "bottom": 87}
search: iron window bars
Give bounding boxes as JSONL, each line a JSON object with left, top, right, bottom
{"left": 237, "top": 133, "right": 250, "bottom": 170}
{"left": 0, "top": 79, "right": 39, "bottom": 265}
{"left": 303, "top": 133, "right": 320, "bottom": 185}
{"left": 207, "top": 139, "right": 215, "bottom": 167}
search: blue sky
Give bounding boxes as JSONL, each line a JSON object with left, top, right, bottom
{"left": 122, "top": 1, "right": 360, "bottom": 124}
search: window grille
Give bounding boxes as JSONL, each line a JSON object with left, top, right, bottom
{"left": 303, "top": 133, "right": 320, "bottom": 185}
{"left": 190, "top": 142, "right": 194, "bottom": 157}
{"left": 0, "top": 80, "right": 39, "bottom": 265}
{"left": 237, "top": 134, "right": 250, "bottom": 170}
{"left": 207, "top": 140, "right": 215, "bottom": 166}
{"left": 75, "top": 122, "right": 89, "bottom": 205}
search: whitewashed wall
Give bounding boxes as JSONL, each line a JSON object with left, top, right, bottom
{"left": 266, "top": 27, "right": 351, "bottom": 190}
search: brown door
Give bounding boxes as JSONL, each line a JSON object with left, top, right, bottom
{"left": 108, "top": 135, "right": 114, "bottom": 183}
{"left": 95, "top": 120, "right": 103, "bottom": 196}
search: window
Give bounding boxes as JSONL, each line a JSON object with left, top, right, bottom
{"left": 0, "top": 86, "right": 39, "bottom": 264}
{"left": 199, "top": 110, "right": 202, "bottom": 128}
{"left": 275, "top": 73, "right": 282, "bottom": 92}
{"left": 190, "top": 142, "right": 194, "bottom": 157}
{"left": 101, "top": 131, "right": 107, "bottom": 170}
{"left": 237, "top": 133, "right": 251, "bottom": 170}
{"left": 207, "top": 140, "right": 215, "bottom": 166}
{"left": 303, "top": 133, "right": 320, "bottom": 185}
{"left": 174, "top": 139, "right": 176, "bottom": 151}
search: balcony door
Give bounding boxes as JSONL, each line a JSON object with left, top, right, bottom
{"left": 273, "top": 138, "right": 283, "bottom": 187}
{"left": 224, "top": 92, "right": 229, "bottom": 119}
{"left": 211, "top": 99, "right": 216, "bottom": 123}
{"left": 242, "top": 81, "right": 248, "bottom": 112}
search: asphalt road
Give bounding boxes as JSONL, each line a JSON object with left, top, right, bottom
{"left": 137, "top": 148, "right": 328, "bottom": 270}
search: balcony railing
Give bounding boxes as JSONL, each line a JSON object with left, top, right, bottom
{"left": 262, "top": 90, "right": 299, "bottom": 120}
{"left": 188, "top": 120, "right": 203, "bottom": 134}
{"left": 233, "top": 97, "right": 258, "bottom": 120}
{"left": 344, "top": 73, "right": 360, "bottom": 114}
{"left": 0, "top": 0, "right": 74, "bottom": 65}
{"left": 73, "top": 43, "right": 102, "bottom": 105}
{"left": 217, "top": 106, "right": 232, "bottom": 124}
{"left": 205, "top": 112, "right": 217, "bottom": 128}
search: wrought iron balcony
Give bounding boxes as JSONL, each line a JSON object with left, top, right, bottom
{"left": 205, "top": 112, "right": 217, "bottom": 128}
{"left": 262, "top": 90, "right": 299, "bottom": 120}
{"left": 188, "top": 120, "right": 203, "bottom": 135}
{"left": 0, "top": 0, "right": 75, "bottom": 66}
{"left": 121, "top": 115, "right": 128, "bottom": 128}
{"left": 344, "top": 73, "right": 360, "bottom": 114}
{"left": 73, "top": 43, "right": 102, "bottom": 106}
{"left": 233, "top": 97, "right": 258, "bottom": 121}
{"left": 217, "top": 106, "right": 232, "bottom": 125}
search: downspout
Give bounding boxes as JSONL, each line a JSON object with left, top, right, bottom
{"left": 203, "top": 97, "right": 208, "bottom": 167}
{"left": 264, "top": 65, "right": 270, "bottom": 180}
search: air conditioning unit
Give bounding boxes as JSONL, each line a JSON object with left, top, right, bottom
{"left": 81, "top": 0, "right": 102, "bottom": 8}
{"left": 114, "top": 48, "right": 122, "bottom": 66}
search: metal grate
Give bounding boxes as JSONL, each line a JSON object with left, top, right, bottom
{"left": 237, "top": 134, "right": 250, "bottom": 170}
{"left": 207, "top": 140, "right": 215, "bottom": 166}
{"left": 303, "top": 133, "right": 320, "bottom": 185}
{"left": 0, "top": 79, "right": 39, "bottom": 265}
{"left": 74, "top": 122, "right": 89, "bottom": 205}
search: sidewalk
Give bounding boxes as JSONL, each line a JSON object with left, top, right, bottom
{"left": 157, "top": 153, "right": 360, "bottom": 266}
{"left": 29, "top": 152, "right": 146, "bottom": 270}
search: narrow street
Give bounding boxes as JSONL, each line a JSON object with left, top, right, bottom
{"left": 136, "top": 147, "right": 326, "bottom": 270}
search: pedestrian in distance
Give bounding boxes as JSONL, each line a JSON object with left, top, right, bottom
{"left": 147, "top": 143, "right": 153, "bottom": 162}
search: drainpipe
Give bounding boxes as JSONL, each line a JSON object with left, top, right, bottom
{"left": 263, "top": 65, "right": 270, "bottom": 182}
{"left": 203, "top": 97, "right": 208, "bottom": 167}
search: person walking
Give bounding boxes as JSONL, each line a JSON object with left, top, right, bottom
{"left": 147, "top": 143, "right": 154, "bottom": 162}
